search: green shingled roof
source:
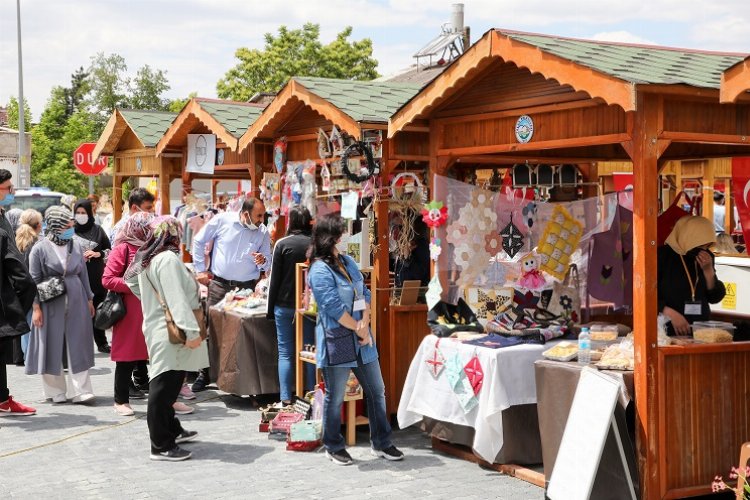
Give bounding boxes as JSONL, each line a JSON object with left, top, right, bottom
{"left": 196, "top": 101, "right": 265, "bottom": 138}
{"left": 293, "top": 77, "right": 423, "bottom": 123}
{"left": 499, "top": 30, "right": 748, "bottom": 89}
{"left": 119, "top": 109, "right": 177, "bottom": 147}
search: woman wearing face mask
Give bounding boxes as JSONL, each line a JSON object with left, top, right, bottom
{"left": 658, "top": 216, "right": 726, "bottom": 336}
{"left": 26, "top": 206, "right": 97, "bottom": 404}
{"left": 74, "top": 200, "right": 112, "bottom": 353}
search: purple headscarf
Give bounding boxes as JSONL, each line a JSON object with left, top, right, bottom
{"left": 114, "top": 212, "right": 156, "bottom": 247}
{"left": 123, "top": 216, "right": 183, "bottom": 280}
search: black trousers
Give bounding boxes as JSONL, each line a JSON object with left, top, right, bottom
{"left": 0, "top": 362, "right": 8, "bottom": 402}
{"left": 147, "top": 370, "right": 185, "bottom": 453}
{"left": 133, "top": 360, "right": 149, "bottom": 387}
{"left": 92, "top": 293, "right": 108, "bottom": 348}
{"left": 114, "top": 361, "right": 136, "bottom": 404}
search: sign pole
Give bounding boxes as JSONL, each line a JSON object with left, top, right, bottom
{"left": 88, "top": 175, "right": 94, "bottom": 195}
{"left": 16, "top": 0, "right": 29, "bottom": 189}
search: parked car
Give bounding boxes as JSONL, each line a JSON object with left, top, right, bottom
{"left": 10, "top": 188, "right": 65, "bottom": 214}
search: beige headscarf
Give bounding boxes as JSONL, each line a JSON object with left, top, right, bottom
{"left": 665, "top": 216, "right": 716, "bottom": 255}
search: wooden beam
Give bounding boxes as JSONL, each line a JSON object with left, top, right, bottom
{"left": 434, "top": 92, "right": 597, "bottom": 122}
{"left": 491, "top": 31, "right": 637, "bottom": 112}
{"left": 390, "top": 154, "right": 430, "bottom": 162}
{"left": 628, "top": 92, "right": 662, "bottom": 500}
{"left": 455, "top": 154, "right": 610, "bottom": 164}
{"left": 388, "top": 31, "right": 496, "bottom": 137}
{"left": 720, "top": 56, "right": 750, "bottom": 103}
{"left": 437, "top": 133, "right": 630, "bottom": 157}
{"left": 659, "top": 131, "right": 750, "bottom": 146}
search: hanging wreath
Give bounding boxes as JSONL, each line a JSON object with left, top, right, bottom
{"left": 340, "top": 141, "right": 377, "bottom": 183}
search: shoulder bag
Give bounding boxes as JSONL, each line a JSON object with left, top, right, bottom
{"left": 145, "top": 271, "right": 207, "bottom": 345}
{"left": 37, "top": 243, "right": 69, "bottom": 303}
{"left": 321, "top": 262, "right": 358, "bottom": 365}
{"left": 94, "top": 246, "right": 129, "bottom": 330}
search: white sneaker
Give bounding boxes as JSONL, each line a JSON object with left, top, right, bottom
{"left": 114, "top": 403, "right": 135, "bottom": 416}
{"left": 51, "top": 394, "right": 67, "bottom": 404}
{"left": 72, "top": 393, "right": 96, "bottom": 404}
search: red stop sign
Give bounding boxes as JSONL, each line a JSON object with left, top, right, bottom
{"left": 73, "top": 143, "right": 109, "bottom": 175}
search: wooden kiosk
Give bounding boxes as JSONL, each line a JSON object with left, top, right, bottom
{"left": 389, "top": 29, "right": 750, "bottom": 499}
{"left": 238, "top": 77, "right": 432, "bottom": 415}
{"left": 92, "top": 109, "right": 179, "bottom": 218}
{"left": 155, "top": 97, "right": 271, "bottom": 200}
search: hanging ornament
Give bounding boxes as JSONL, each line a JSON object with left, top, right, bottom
{"left": 425, "top": 339, "right": 446, "bottom": 379}
{"left": 273, "top": 136, "right": 287, "bottom": 173}
{"left": 517, "top": 252, "right": 547, "bottom": 291}
{"left": 421, "top": 200, "right": 449, "bottom": 228}
{"left": 429, "top": 237, "right": 442, "bottom": 261}
{"left": 500, "top": 215, "right": 525, "bottom": 258}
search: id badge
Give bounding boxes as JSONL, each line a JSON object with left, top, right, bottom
{"left": 353, "top": 298, "right": 366, "bottom": 312}
{"left": 684, "top": 301, "right": 702, "bottom": 315}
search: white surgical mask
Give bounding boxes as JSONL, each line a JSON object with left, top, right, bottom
{"left": 75, "top": 214, "right": 89, "bottom": 225}
{"left": 241, "top": 212, "right": 258, "bottom": 231}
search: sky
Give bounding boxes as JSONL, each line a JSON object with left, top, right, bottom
{"left": 2, "top": 0, "right": 750, "bottom": 121}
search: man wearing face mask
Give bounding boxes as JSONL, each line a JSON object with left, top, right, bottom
{"left": 190, "top": 197, "right": 272, "bottom": 391}
{"left": 108, "top": 188, "right": 156, "bottom": 244}
{"left": 0, "top": 169, "right": 38, "bottom": 415}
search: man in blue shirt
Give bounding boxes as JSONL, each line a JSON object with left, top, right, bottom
{"left": 190, "top": 197, "right": 272, "bottom": 391}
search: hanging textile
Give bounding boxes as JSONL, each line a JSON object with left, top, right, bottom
{"left": 587, "top": 203, "right": 634, "bottom": 309}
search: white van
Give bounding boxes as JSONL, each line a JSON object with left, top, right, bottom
{"left": 9, "top": 188, "right": 65, "bottom": 214}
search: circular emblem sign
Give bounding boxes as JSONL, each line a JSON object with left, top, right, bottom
{"left": 515, "top": 115, "right": 534, "bottom": 144}
{"left": 195, "top": 135, "right": 208, "bottom": 167}
{"left": 216, "top": 148, "right": 225, "bottom": 166}
{"left": 136, "top": 157, "right": 143, "bottom": 173}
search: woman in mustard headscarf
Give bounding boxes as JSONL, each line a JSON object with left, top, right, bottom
{"left": 658, "top": 216, "right": 726, "bottom": 335}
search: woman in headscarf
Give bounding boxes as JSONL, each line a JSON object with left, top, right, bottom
{"left": 26, "top": 206, "right": 96, "bottom": 404}
{"left": 125, "top": 216, "right": 207, "bottom": 462}
{"left": 658, "top": 215, "right": 726, "bottom": 336}
{"left": 5, "top": 207, "right": 22, "bottom": 234}
{"left": 74, "top": 199, "right": 112, "bottom": 354}
{"left": 102, "top": 211, "right": 155, "bottom": 416}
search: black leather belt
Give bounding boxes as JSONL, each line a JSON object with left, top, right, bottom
{"left": 213, "top": 275, "right": 257, "bottom": 289}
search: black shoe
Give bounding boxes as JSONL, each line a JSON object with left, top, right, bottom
{"left": 133, "top": 382, "right": 149, "bottom": 393}
{"left": 191, "top": 374, "right": 209, "bottom": 392}
{"left": 149, "top": 446, "right": 192, "bottom": 462}
{"left": 97, "top": 344, "right": 111, "bottom": 354}
{"left": 325, "top": 449, "right": 353, "bottom": 466}
{"left": 128, "top": 387, "right": 146, "bottom": 400}
{"left": 371, "top": 445, "right": 404, "bottom": 461}
{"left": 175, "top": 430, "right": 198, "bottom": 444}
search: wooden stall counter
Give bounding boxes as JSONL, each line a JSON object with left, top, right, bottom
{"left": 657, "top": 341, "right": 750, "bottom": 499}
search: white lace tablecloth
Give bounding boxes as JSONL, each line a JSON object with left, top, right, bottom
{"left": 398, "top": 334, "right": 562, "bottom": 462}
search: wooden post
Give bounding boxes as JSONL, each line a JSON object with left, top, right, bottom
{"left": 627, "top": 92, "right": 663, "bottom": 500}
{"left": 375, "top": 137, "right": 392, "bottom": 411}
{"left": 703, "top": 159, "right": 714, "bottom": 222}
{"left": 159, "top": 158, "right": 170, "bottom": 216}
{"left": 113, "top": 158, "right": 123, "bottom": 222}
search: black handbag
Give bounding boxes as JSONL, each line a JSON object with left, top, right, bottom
{"left": 324, "top": 326, "right": 358, "bottom": 365}
{"left": 94, "top": 290, "right": 127, "bottom": 330}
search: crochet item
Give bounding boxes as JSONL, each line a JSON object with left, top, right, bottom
{"left": 429, "top": 238, "right": 442, "bottom": 261}
{"left": 537, "top": 205, "right": 583, "bottom": 280}
{"left": 500, "top": 216, "right": 525, "bottom": 258}
{"left": 425, "top": 339, "right": 446, "bottom": 379}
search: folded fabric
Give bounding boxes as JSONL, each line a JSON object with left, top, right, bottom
{"left": 462, "top": 334, "right": 523, "bottom": 349}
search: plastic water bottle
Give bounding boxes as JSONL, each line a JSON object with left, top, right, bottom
{"left": 578, "top": 327, "right": 591, "bottom": 365}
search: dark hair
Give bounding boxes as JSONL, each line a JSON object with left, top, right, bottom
{"left": 241, "top": 198, "right": 263, "bottom": 214}
{"left": 0, "top": 169, "right": 12, "bottom": 184}
{"left": 128, "top": 188, "right": 155, "bottom": 208}
{"left": 288, "top": 206, "right": 312, "bottom": 235}
{"left": 714, "top": 192, "right": 725, "bottom": 203}
{"left": 308, "top": 213, "right": 346, "bottom": 269}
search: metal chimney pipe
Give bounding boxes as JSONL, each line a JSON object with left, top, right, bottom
{"left": 451, "top": 3, "right": 464, "bottom": 33}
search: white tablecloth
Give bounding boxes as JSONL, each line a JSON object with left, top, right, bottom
{"left": 397, "top": 335, "right": 561, "bottom": 462}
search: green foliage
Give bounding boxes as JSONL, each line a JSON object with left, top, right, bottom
{"left": 5, "top": 96, "right": 32, "bottom": 130}
{"left": 88, "top": 53, "right": 129, "bottom": 126}
{"left": 168, "top": 91, "right": 198, "bottom": 113}
{"left": 217, "top": 23, "right": 379, "bottom": 101}
{"left": 128, "top": 65, "right": 171, "bottom": 111}
{"left": 64, "top": 67, "right": 91, "bottom": 118}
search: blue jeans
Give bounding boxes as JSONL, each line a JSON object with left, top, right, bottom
{"left": 274, "top": 306, "right": 315, "bottom": 402}
{"left": 21, "top": 311, "right": 31, "bottom": 355}
{"left": 321, "top": 358, "right": 392, "bottom": 453}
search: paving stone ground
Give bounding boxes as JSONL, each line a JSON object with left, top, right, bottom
{"left": 0, "top": 347, "right": 545, "bottom": 500}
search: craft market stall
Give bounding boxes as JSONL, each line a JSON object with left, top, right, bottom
{"left": 389, "top": 28, "right": 750, "bottom": 499}
{"left": 237, "top": 77, "right": 433, "bottom": 415}
{"left": 92, "top": 108, "right": 179, "bottom": 219}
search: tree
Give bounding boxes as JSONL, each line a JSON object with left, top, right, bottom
{"left": 217, "top": 23, "right": 379, "bottom": 101}
{"left": 64, "top": 66, "right": 91, "bottom": 118}
{"left": 5, "top": 96, "right": 32, "bottom": 130}
{"left": 128, "top": 65, "right": 171, "bottom": 110}
{"left": 168, "top": 91, "right": 198, "bottom": 113}
{"left": 88, "top": 53, "right": 129, "bottom": 123}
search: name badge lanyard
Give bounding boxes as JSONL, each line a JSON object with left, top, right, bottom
{"left": 678, "top": 255, "right": 699, "bottom": 302}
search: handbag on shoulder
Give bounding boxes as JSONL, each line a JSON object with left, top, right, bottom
{"left": 94, "top": 290, "right": 127, "bottom": 330}
{"left": 37, "top": 243, "right": 70, "bottom": 303}
{"left": 145, "top": 273, "right": 207, "bottom": 345}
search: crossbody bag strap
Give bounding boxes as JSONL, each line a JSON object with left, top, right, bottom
{"left": 144, "top": 272, "right": 170, "bottom": 313}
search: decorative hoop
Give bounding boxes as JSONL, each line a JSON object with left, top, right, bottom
{"left": 340, "top": 141, "right": 377, "bottom": 183}
{"left": 390, "top": 172, "right": 424, "bottom": 202}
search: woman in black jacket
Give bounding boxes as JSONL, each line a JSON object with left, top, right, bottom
{"left": 266, "top": 206, "right": 314, "bottom": 404}
{"left": 74, "top": 200, "right": 112, "bottom": 353}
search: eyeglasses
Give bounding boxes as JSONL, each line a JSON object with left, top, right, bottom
{"left": 0, "top": 185, "right": 14, "bottom": 194}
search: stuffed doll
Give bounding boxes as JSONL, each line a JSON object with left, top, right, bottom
{"left": 517, "top": 252, "right": 546, "bottom": 290}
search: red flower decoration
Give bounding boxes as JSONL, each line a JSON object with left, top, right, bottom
{"left": 421, "top": 201, "right": 449, "bottom": 228}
